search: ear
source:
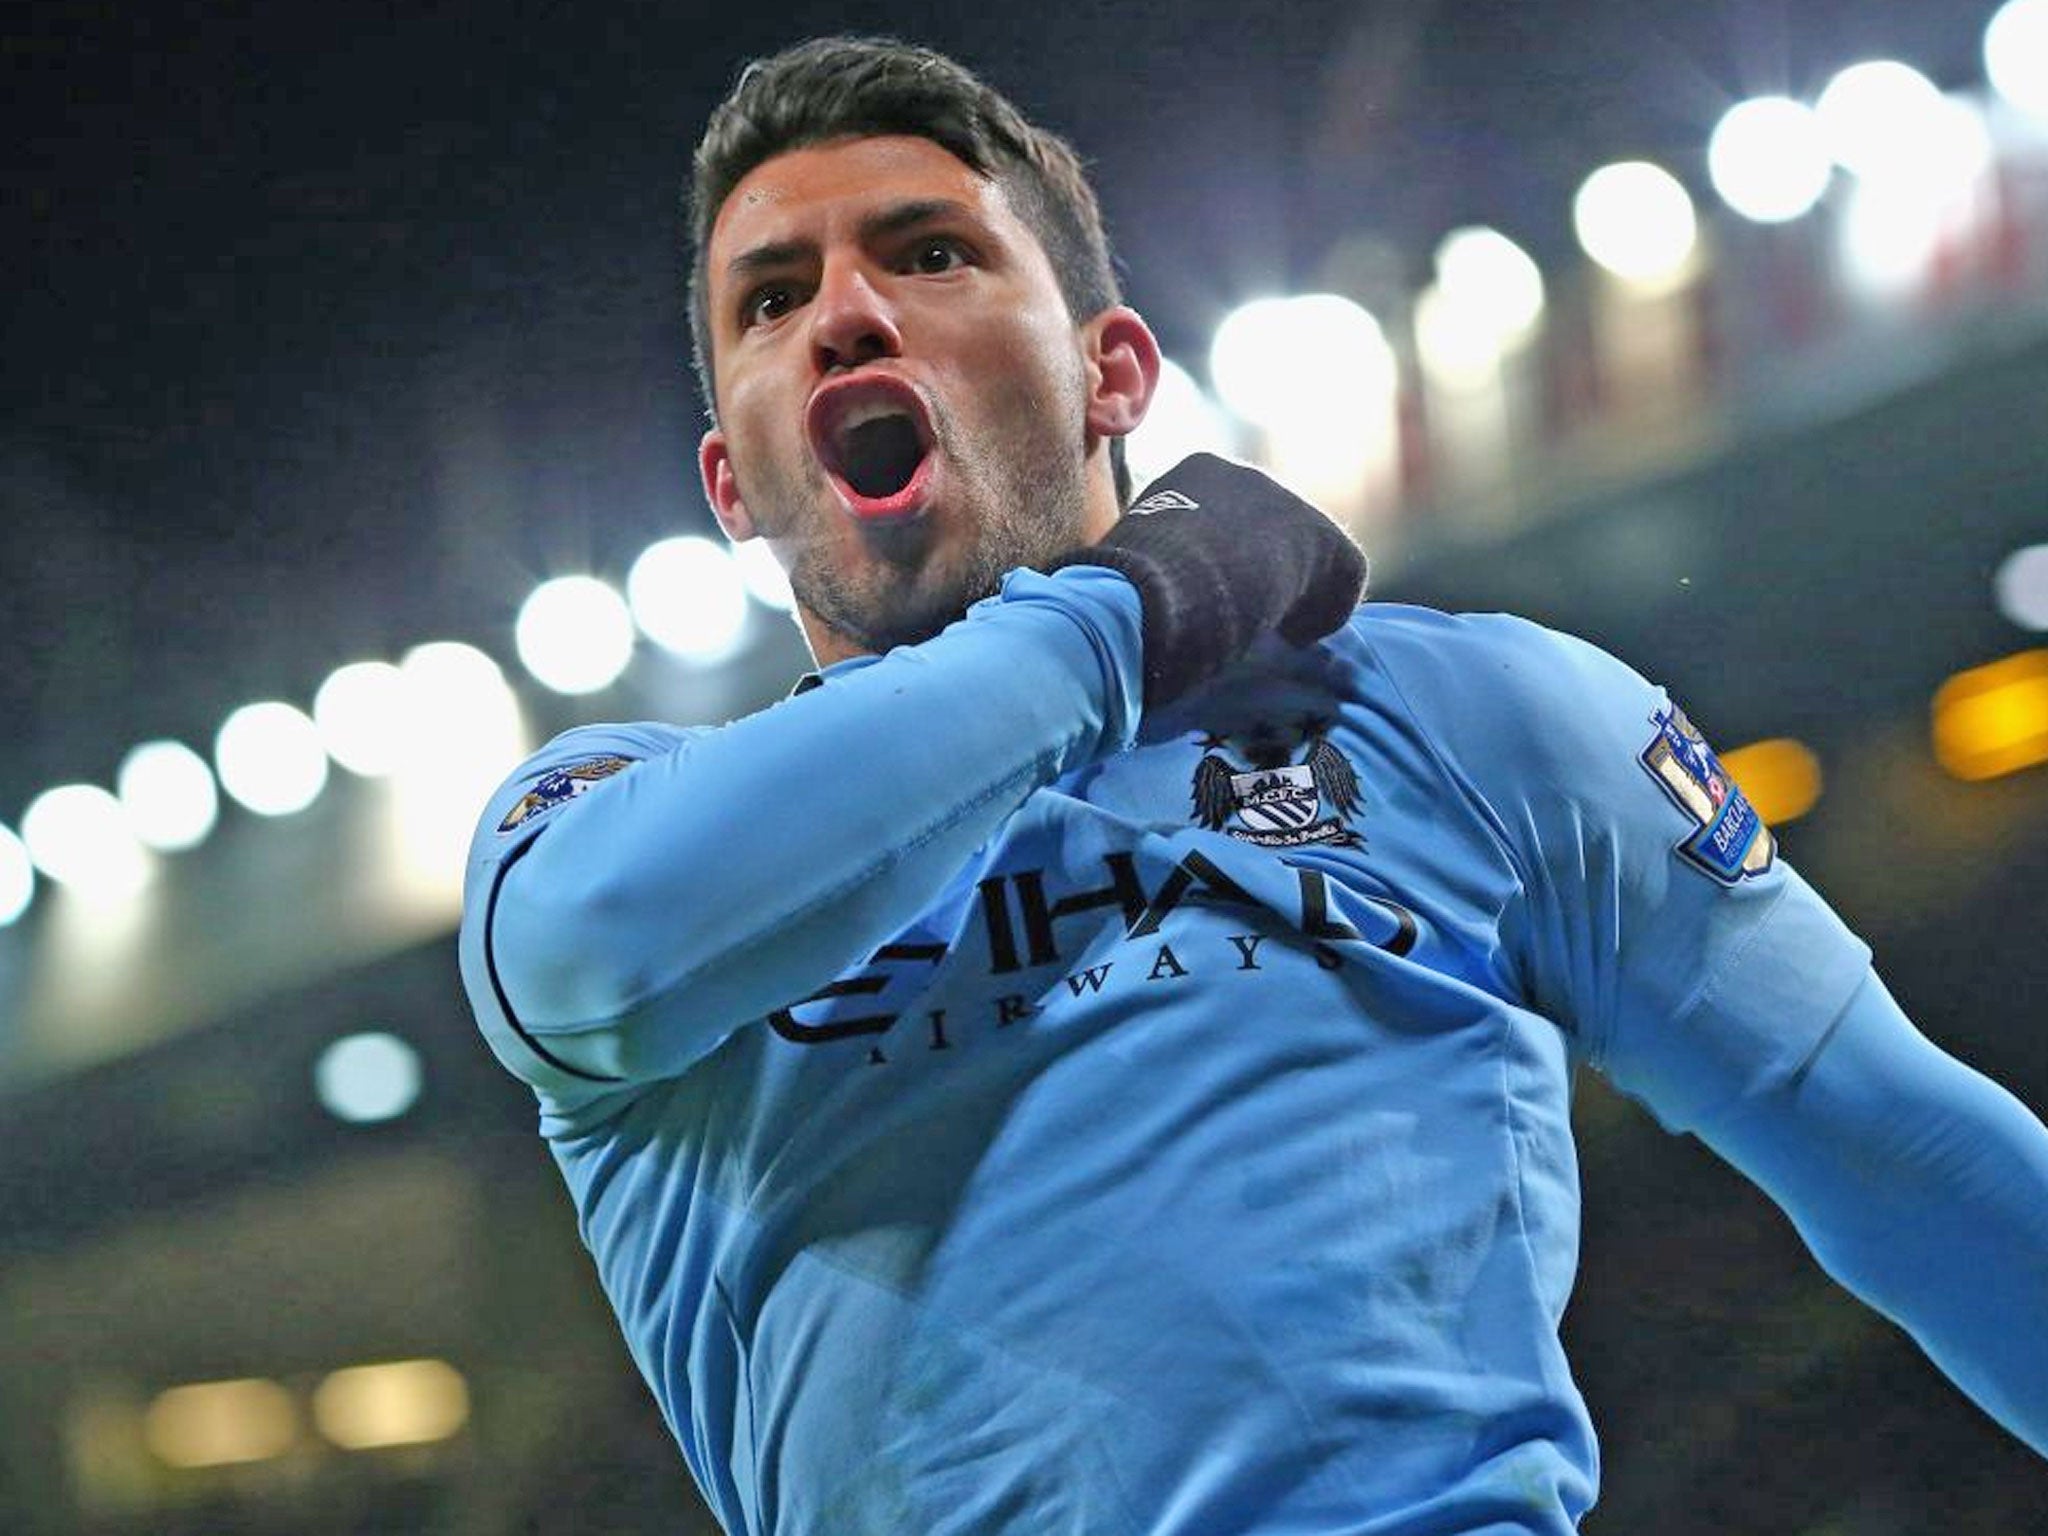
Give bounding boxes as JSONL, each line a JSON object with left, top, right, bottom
{"left": 699, "top": 427, "right": 756, "bottom": 542}
{"left": 1081, "top": 305, "right": 1162, "bottom": 443}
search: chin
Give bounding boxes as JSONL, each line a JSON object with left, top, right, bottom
{"left": 867, "top": 576, "right": 994, "bottom": 651}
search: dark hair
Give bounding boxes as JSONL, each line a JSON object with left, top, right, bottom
{"left": 687, "top": 36, "right": 1131, "bottom": 501}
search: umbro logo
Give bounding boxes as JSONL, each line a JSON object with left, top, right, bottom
{"left": 1128, "top": 489, "right": 1200, "bottom": 515}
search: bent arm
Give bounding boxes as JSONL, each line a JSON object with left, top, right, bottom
{"left": 1698, "top": 970, "right": 2048, "bottom": 1457}
{"left": 468, "top": 566, "right": 1143, "bottom": 1089}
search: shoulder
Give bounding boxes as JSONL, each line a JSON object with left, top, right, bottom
{"left": 1340, "top": 603, "right": 1660, "bottom": 775}
{"left": 470, "top": 720, "right": 704, "bottom": 850}
{"left": 1345, "top": 602, "right": 1634, "bottom": 687}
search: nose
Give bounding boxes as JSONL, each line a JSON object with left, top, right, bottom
{"left": 808, "top": 259, "right": 902, "bottom": 373}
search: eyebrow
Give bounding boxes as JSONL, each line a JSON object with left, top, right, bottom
{"left": 723, "top": 198, "right": 983, "bottom": 285}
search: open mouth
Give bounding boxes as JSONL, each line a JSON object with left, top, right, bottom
{"left": 806, "top": 377, "right": 936, "bottom": 522}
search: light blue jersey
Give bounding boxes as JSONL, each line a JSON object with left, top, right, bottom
{"left": 460, "top": 567, "right": 1878, "bottom": 1534}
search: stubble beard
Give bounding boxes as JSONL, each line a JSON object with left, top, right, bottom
{"left": 767, "top": 406, "right": 1093, "bottom": 657}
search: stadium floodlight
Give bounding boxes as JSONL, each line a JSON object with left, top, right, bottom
{"left": 1210, "top": 293, "right": 1396, "bottom": 434}
{"left": 395, "top": 641, "right": 524, "bottom": 767}
{"left": 1433, "top": 227, "right": 1546, "bottom": 345}
{"left": 215, "top": 701, "right": 330, "bottom": 817}
{"left": 1836, "top": 175, "right": 1944, "bottom": 298}
{"left": 1125, "top": 356, "right": 1236, "bottom": 486}
{"left": 313, "top": 1359, "right": 470, "bottom": 1450}
{"left": 1708, "top": 96, "right": 1833, "bottom": 223}
{"left": 314, "top": 1031, "right": 424, "bottom": 1123}
{"left": 20, "top": 783, "right": 153, "bottom": 898}
{"left": 1987, "top": 0, "right": 2048, "bottom": 117}
{"left": 0, "top": 824, "right": 34, "bottom": 925}
{"left": 1834, "top": 77, "right": 1984, "bottom": 295}
{"left": 1572, "top": 161, "right": 1699, "bottom": 290}
{"left": 515, "top": 574, "right": 636, "bottom": 695}
{"left": 628, "top": 537, "right": 751, "bottom": 663}
{"left": 1995, "top": 545, "right": 2048, "bottom": 631}
{"left": 400, "top": 640, "right": 507, "bottom": 707}
{"left": 1209, "top": 294, "right": 1400, "bottom": 513}
{"left": 1210, "top": 297, "right": 1296, "bottom": 428}
{"left": 1413, "top": 283, "right": 1500, "bottom": 391}
{"left": 314, "top": 660, "right": 409, "bottom": 777}
{"left": 1814, "top": 61, "right": 1989, "bottom": 192}
{"left": 380, "top": 641, "right": 529, "bottom": 905}
{"left": 143, "top": 1379, "right": 297, "bottom": 1469}
{"left": 117, "top": 739, "right": 219, "bottom": 851}
{"left": 731, "top": 538, "right": 797, "bottom": 612}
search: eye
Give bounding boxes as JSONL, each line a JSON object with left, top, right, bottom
{"left": 907, "top": 237, "right": 969, "bottom": 275}
{"left": 741, "top": 283, "right": 801, "bottom": 329}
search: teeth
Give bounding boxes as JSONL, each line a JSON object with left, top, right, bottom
{"left": 837, "top": 399, "right": 913, "bottom": 435}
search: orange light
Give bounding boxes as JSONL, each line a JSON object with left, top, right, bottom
{"left": 1932, "top": 650, "right": 2048, "bottom": 782}
{"left": 1721, "top": 737, "right": 1823, "bottom": 826}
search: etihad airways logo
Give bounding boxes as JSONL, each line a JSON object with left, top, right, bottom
{"left": 767, "top": 848, "right": 1419, "bottom": 1064}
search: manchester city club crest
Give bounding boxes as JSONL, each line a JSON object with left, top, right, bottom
{"left": 1190, "top": 719, "right": 1365, "bottom": 849}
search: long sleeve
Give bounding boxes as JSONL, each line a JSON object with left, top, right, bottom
{"left": 1359, "top": 608, "right": 2046, "bottom": 1457}
{"left": 1696, "top": 970, "right": 2048, "bottom": 1458}
{"left": 456, "top": 565, "right": 1144, "bottom": 1103}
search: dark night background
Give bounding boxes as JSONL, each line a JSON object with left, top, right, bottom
{"left": 0, "top": 0, "right": 1990, "bottom": 804}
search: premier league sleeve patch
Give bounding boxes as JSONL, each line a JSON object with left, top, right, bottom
{"left": 496, "top": 754, "right": 635, "bottom": 833}
{"left": 1638, "top": 704, "right": 1774, "bottom": 884}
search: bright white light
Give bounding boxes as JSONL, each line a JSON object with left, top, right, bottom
{"left": 628, "top": 538, "right": 750, "bottom": 663}
{"left": 1209, "top": 293, "right": 1397, "bottom": 433}
{"left": 215, "top": 701, "right": 329, "bottom": 817}
{"left": 117, "top": 740, "right": 218, "bottom": 851}
{"left": 1413, "top": 283, "right": 1501, "bottom": 391}
{"left": 401, "top": 640, "right": 507, "bottom": 705}
{"left": 1995, "top": 545, "right": 2048, "bottom": 629}
{"left": 731, "top": 538, "right": 797, "bottom": 612}
{"left": 1573, "top": 161, "right": 1699, "bottom": 290}
{"left": 1988, "top": 0, "right": 2048, "bottom": 117}
{"left": 1708, "top": 96, "right": 1833, "bottom": 223}
{"left": 1815, "top": 61, "right": 1990, "bottom": 192}
{"left": 314, "top": 1032, "right": 423, "bottom": 1123}
{"left": 1933, "top": 92, "right": 1994, "bottom": 180}
{"left": 515, "top": 575, "right": 636, "bottom": 695}
{"left": 21, "top": 783, "right": 152, "bottom": 898}
{"left": 1837, "top": 176, "right": 1947, "bottom": 298}
{"left": 1125, "top": 356, "right": 1236, "bottom": 486}
{"left": 396, "top": 641, "right": 527, "bottom": 782}
{"left": 1817, "top": 61, "right": 1943, "bottom": 176}
{"left": 314, "top": 660, "right": 408, "bottom": 776}
{"left": 380, "top": 641, "right": 530, "bottom": 916}
{"left": 0, "top": 825, "right": 33, "bottom": 926}
{"left": 1433, "top": 226, "right": 1546, "bottom": 345}
{"left": 1824, "top": 76, "right": 1991, "bottom": 300}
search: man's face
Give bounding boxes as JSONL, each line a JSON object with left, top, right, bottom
{"left": 698, "top": 135, "right": 1138, "bottom": 662}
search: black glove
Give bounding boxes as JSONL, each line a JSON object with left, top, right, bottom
{"left": 1043, "top": 453, "right": 1367, "bottom": 708}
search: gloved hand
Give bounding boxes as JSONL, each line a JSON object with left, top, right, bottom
{"left": 1043, "top": 453, "right": 1367, "bottom": 708}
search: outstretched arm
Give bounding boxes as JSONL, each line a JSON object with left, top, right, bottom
{"left": 1697, "top": 971, "right": 2048, "bottom": 1458}
{"left": 1355, "top": 613, "right": 2047, "bottom": 1453}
